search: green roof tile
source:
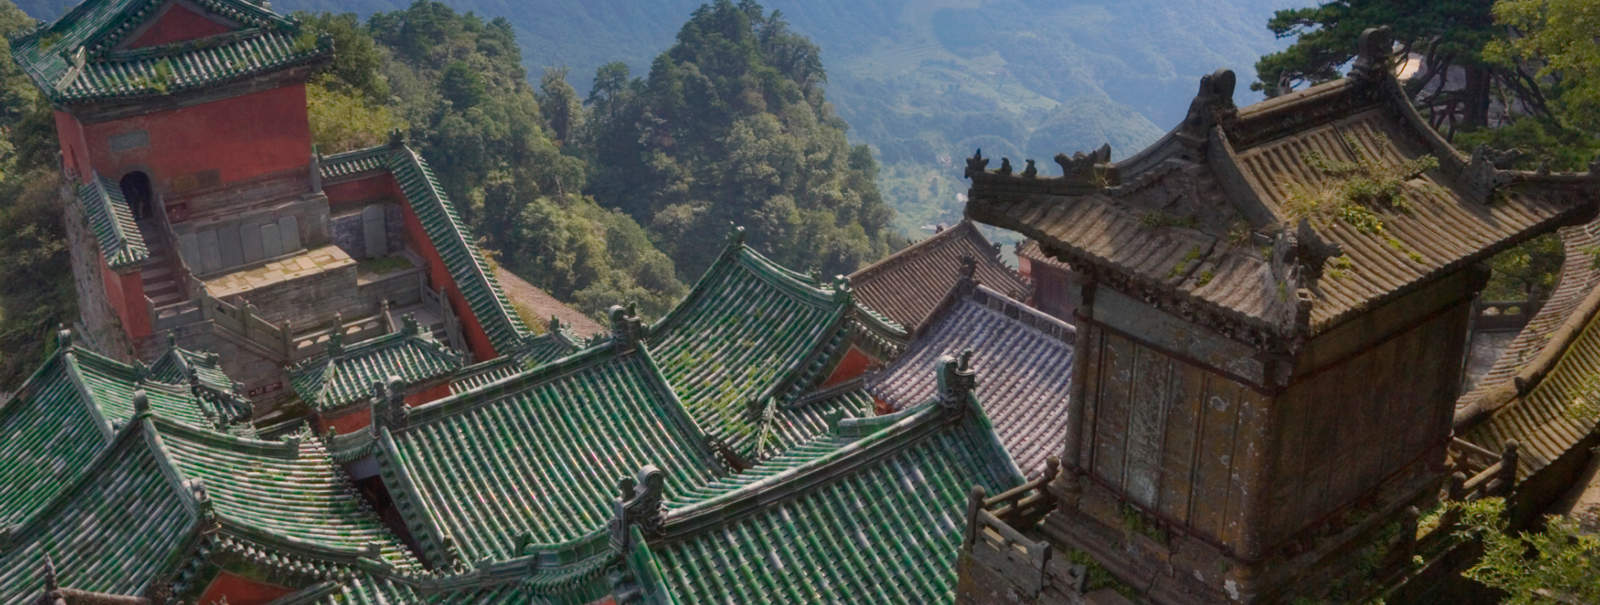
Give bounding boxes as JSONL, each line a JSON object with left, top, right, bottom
{"left": 9, "top": 0, "right": 330, "bottom": 104}
{"left": 0, "top": 419, "right": 198, "bottom": 603}
{"left": 75, "top": 176, "right": 147, "bottom": 270}
{"left": 155, "top": 419, "right": 422, "bottom": 572}
{"left": 449, "top": 331, "right": 581, "bottom": 396}
{"left": 0, "top": 354, "right": 111, "bottom": 527}
{"left": 647, "top": 242, "right": 882, "bottom": 460}
{"left": 651, "top": 394, "right": 1025, "bottom": 604}
{"left": 379, "top": 344, "right": 724, "bottom": 564}
{"left": 386, "top": 147, "right": 529, "bottom": 355}
{"left": 288, "top": 326, "right": 463, "bottom": 412}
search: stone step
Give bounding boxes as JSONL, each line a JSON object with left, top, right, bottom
{"left": 143, "top": 265, "right": 173, "bottom": 280}
{"left": 149, "top": 290, "right": 186, "bottom": 307}
{"left": 144, "top": 279, "right": 180, "bottom": 297}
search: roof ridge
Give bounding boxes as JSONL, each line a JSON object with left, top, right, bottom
{"left": 848, "top": 219, "right": 981, "bottom": 280}
{"left": 148, "top": 413, "right": 299, "bottom": 457}
{"left": 658, "top": 397, "right": 964, "bottom": 539}
{"left": 399, "top": 340, "right": 621, "bottom": 429}
{"left": 969, "top": 284, "right": 1076, "bottom": 337}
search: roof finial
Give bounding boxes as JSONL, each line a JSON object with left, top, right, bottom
{"left": 401, "top": 313, "right": 420, "bottom": 336}
{"left": 608, "top": 304, "right": 643, "bottom": 351}
{"left": 832, "top": 275, "right": 853, "bottom": 304}
{"left": 937, "top": 349, "right": 977, "bottom": 411}
{"left": 55, "top": 325, "right": 72, "bottom": 350}
{"left": 1021, "top": 159, "right": 1038, "bottom": 179}
{"left": 41, "top": 554, "right": 59, "bottom": 592}
{"left": 132, "top": 388, "right": 149, "bottom": 415}
{"left": 1180, "top": 68, "right": 1237, "bottom": 139}
{"left": 957, "top": 255, "right": 979, "bottom": 294}
{"left": 387, "top": 129, "right": 406, "bottom": 148}
{"left": 166, "top": 330, "right": 178, "bottom": 351}
{"left": 725, "top": 223, "right": 746, "bottom": 245}
{"left": 370, "top": 376, "right": 407, "bottom": 430}
{"left": 997, "top": 158, "right": 1013, "bottom": 176}
{"left": 1351, "top": 26, "right": 1395, "bottom": 82}
{"left": 609, "top": 465, "right": 666, "bottom": 553}
{"left": 964, "top": 149, "right": 989, "bottom": 179}
{"left": 326, "top": 313, "right": 344, "bottom": 356}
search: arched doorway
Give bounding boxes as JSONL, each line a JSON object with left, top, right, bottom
{"left": 120, "top": 171, "right": 153, "bottom": 221}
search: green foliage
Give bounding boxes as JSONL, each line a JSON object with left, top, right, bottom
{"left": 1285, "top": 135, "right": 1436, "bottom": 256}
{"left": 305, "top": 81, "right": 403, "bottom": 153}
{"left": 354, "top": 1, "right": 686, "bottom": 319}
{"left": 1483, "top": 233, "right": 1563, "bottom": 301}
{"left": 584, "top": 0, "right": 894, "bottom": 278}
{"left": 1455, "top": 116, "right": 1600, "bottom": 173}
{"left": 1487, "top": 0, "right": 1600, "bottom": 133}
{"left": 1453, "top": 497, "right": 1600, "bottom": 604}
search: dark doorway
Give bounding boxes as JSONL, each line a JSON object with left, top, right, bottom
{"left": 120, "top": 171, "right": 153, "bottom": 221}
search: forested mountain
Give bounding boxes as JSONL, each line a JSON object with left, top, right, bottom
{"left": 20, "top": 0, "right": 1298, "bottom": 234}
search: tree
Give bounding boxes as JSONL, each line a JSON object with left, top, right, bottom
{"left": 1486, "top": 0, "right": 1600, "bottom": 134}
{"left": 583, "top": 0, "right": 894, "bottom": 277}
{"left": 1453, "top": 497, "right": 1600, "bottom": 604}
{"left": 537, "top": 67, "right": 584, "bottom": 145}
{"left": 1252, "top": 0, "right": 1544, "bottom": 134}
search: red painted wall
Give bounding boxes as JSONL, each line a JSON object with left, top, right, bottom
{"left": 326, "top": 171, "right": 499, "bottom": 359}
{"left": 405, "top": 381, "right": 452, "bottom": 407}
{"left": 317, "top": 406, "right": 371, "bottom": 436}
{"left": 196, "top": 570, "right": 293, "bottom": 605}
{"left": 79, "top": 84, "right": 311, "bottom": 201}
{"left": 821, "top": 346, "right": 876, "bottom": 388}
{"left": 53, "top": 111, "right": 92, "bottom": 181}
{"left": 98, "top": 255, "right": 151, "bottom": 342}
{"left": 324, "top": 175, "right": 396, "bottom": 208}
{"left": 388, "top": 175, "right": 498, "bottom": 360}
{"left": 127, "top": 1, "right": 233, "bottom": 48}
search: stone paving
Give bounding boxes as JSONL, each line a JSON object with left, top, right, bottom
{"left": 206, "top": 244, "right": 355, "bottom": 298}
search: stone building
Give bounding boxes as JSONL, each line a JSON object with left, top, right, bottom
{"left": 961, "top": 27, "right": 1600, "bottom": 603}
{"left": 10, "top": 0, "right": 537, "bottom": 414}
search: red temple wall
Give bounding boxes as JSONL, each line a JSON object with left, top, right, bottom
{"left": 127, "top": 1, "right": 234, "bottom": 49}
{"left": 405, "top": 382, "right": 453, "bottom": 407}
{"left": 53, "top": 111, "right": 93, "bottom": 181}
{"left": 328, "top": 171, "right": 499, "bottom": 360}
{"left": 79, "top": 84, "right": 311, "bottom": 197}
{"left": 317, "top": 406, "right": 371, "bottom": 436}
{"left": 196, "top": 570, "right": 294, "bottom": 605}
{"left": 98, "top": 257, "right": 150, "bottom": 342}
{"left": 821, "top": 346, "right": 875, "bottom": 388}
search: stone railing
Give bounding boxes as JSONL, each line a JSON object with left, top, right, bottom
{"left": 1448, "top": 438, "right": 1519, "bottom": 500}
{"left": 419, "top": 272, "right": 465, "bottom": 352}
{"left": 196, "top": 288, "right": 291, "bottom": 360}
{"left": 957, "top": 457, "right": 1067, "bottom": 600}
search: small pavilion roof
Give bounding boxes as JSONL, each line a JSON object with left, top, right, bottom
{"left": 375, "top": 343, "right": 727, "bottom": 567}
{"left": 966, "top": 28, "right": 1599, "bottom": 347}
{"left": 75, "top": 176, "right": 147, "bottom": 270}
{"left": 646, "top": 356, "right": 1026, "bottom": 603}
{"left": 287, "top": 317, "right": 464, "bottom": 412}
{"left": 869, "top": 282, "right": 1075, "bottom": 477}
{"left": 645, "top": 229, "right": 905, "bottom": 460}
{"left": 849, "top": 220, "right": 1028, "bottom": 330}
{"left": 8, "top": 0, "right": 332, "bottom": 105}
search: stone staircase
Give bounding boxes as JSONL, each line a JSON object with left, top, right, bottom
{"left": 138, "top": 222, "right": 195, "bottom": 318}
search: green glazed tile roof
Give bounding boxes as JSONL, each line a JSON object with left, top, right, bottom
{"left": 651, "top": 398, "right": 1025, "bottom": 604}
{"left": 448, "top": 332, "right": 583, "bottom": 396}
{"left": 150, "top": 343, "right": 237, "bottom": 394}
{"left": 273, "top": 559, "right": 614, "bottom": 605}
{"left": 288, "top": 327, "right": 463, "bottom": 412}
{"left": 318, "top": 146, "right": 391, "bottom": 182}
{"left": 9, "top": 0, "right": 330, "bottom": 103}
{"left": 647, "top": 243, "right": 856, "bottom": 459}
{"left": 0, "top": 354, "right": 111, "bottom": 527}
{"left": 386, "top": 147, "right": 530, "bottom": 355}
{"left": 380, "top": 344, "right": 725, "bottom": 564}
{"left": 76, "top": 175, "right": 147, "bottom": 270}
{"left": 72, "top": 346, "right": 235, "bottom": 429}
{"left": 155, "top": 419, "right": 422, "bottom": 572}
{"left": 0, "top": 419, "right": 198, "bottom": 604}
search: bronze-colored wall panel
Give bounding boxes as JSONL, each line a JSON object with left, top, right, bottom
{"left": 1158, "top": 362, "right": 1205, "bottom": 522}
{"left": 1126, "top": 345, "right": 1173, "bottom": 507}
{"left": 1093, "top": 331, "right": 1134, "bottom": 484}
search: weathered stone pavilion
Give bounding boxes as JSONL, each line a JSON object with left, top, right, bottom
{"left": 962, "top": 27, "right": 1600, "bottom": 604}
